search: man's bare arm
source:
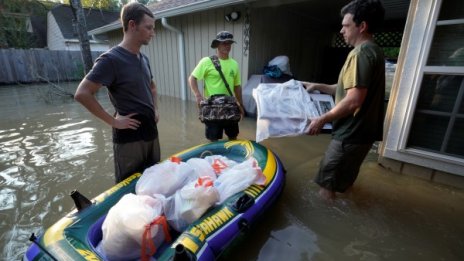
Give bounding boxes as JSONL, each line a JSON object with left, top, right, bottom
{"left": 188, "top": 75, "right": 203, "bottom": 106}
{"left": 301, "top": 81, "right": 337, "bottom": 95}
{"left": 308, "top": 87, "right": 367, "bottom": 135}
{"left": 234, "top": 85, "right": 244, "bottom": 116}
{"left": 74, "top": 79, "right": 140, "bottom": 130}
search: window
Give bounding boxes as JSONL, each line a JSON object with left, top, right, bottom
{"left": 407, "top": 0, "right": 464, "bottom": 158}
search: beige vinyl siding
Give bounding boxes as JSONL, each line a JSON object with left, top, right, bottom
{"left": 104, "top": 4, "right": 332, "bottom": 99}
{"left": 138, "top": 7, "right": 248, "bottom": 100}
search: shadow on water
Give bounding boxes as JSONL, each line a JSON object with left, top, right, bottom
{"left": 1, "top": 82, "right": 463, "bottom": 261}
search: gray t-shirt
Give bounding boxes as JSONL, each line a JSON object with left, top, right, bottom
{"left": 86, "top": 46, "right": 158, "bottom": 143}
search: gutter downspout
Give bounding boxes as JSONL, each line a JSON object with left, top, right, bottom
{"left": 161, "top": 17, "right": 187, "bottom": 100}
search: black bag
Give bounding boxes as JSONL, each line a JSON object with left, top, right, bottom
{"left": 199, "top": 55, "right": 241, "bottom": 123}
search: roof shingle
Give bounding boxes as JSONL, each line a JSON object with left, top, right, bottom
{"left": 50, "top": 4, "right": 119, "bottom": 39}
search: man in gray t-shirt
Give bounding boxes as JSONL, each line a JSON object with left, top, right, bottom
{"left": 75, "top": 3, "right": 160, "bottom": 183}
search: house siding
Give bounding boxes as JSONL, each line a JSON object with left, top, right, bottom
{"left": 47, "top": 12, "right": 66, "bottom": 50}
{"left": 47, "top": 8, "right": 113, "bottom": 51}
{"left": 131, "top": 7, "right": 246, "bottom": 99}
{"left": 105, "top": 4, "right": 334, "bottom": 100}
{"left": 107, "top": 7, "right": 248, "bottom": 100}
{"left": 379, "top": 157, "right": 464, "bottom": 190}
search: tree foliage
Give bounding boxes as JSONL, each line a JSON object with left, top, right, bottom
{"left": 63, "top": 0, "right": 120, "bottom": 11}
{"left": 0, "top": 0, "right": 159, "bottom": 48}
{"left": 119, "top": 0, "right": 159, "bottom": 7}
{"left": 62, "top": 0, "right": 159, "bottom": 10}
{"left": 0, "top": 0, "right": 48, "bottom": 48}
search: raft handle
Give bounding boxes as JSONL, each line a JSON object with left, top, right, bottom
{"left": 232, "top": 193, "right": 254, "bottom": 213}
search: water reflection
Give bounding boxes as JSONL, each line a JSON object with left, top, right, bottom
{"left": 0, "top": 83, "right": 113, "bottom": 260}
{"left": 0, "top": 83, "right": 463, "bottom": 261}
{"left": 257, "top": 221, "right": 320, "bottom": 260}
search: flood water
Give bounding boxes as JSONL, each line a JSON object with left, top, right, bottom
{"left": 1, "top": 82, "right": 463, "bottom": 261}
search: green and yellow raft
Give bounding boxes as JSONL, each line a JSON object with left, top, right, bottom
{"left": 24, "top": 140, "right": 285, "bottom": 261}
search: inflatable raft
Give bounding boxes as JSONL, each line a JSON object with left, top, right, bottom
{"left": 24, "top": 140, "right": 285, "bottom": 261}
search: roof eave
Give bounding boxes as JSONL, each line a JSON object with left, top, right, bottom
{"left": 88, "top": 21, "right": 121, "bottom": 35}
{"left": 155, "top": 0, "right": 247, "bottom": 18}
{"left": 88, "top": 0, "right": 250, "bottom": 36}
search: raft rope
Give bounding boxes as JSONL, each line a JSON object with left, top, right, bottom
{"left": 28, "top": 233, "right": 58, "bottom": 261}
{"left": 141, "top": 215, "right": 172, "bottom": 261}
{"left": 199, "top": 150, "right": 213, "bottom": 158}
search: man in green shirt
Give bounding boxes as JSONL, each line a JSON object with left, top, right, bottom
{"left": 189, "top": 31, "right": 244, "bottom": 141}
{"left": 302, "top": 0, "right": 385, "bottom": 201}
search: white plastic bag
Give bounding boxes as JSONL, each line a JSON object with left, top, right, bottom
{"left": 136, "top": 159, "right": 196, "bottom": 197}
{"left": 99, "top": 194, "right": 167, "bottom": 261}
{"left": 203, "top": 155, "right": 238, "bottom": 175}
{"left": 253, "top": 79, "right": 319, "bottom": 142}
{"left": 164, "top": 178, "right": 220, "bottom": 231}
{"left": 186, "top": 158, "right": 217, "bottom": 181}
{"left": 268, "top": 55, "right": 292, "bottom": 75}
{"left": 214, "top": 157, "right": 266, "bottom": 204}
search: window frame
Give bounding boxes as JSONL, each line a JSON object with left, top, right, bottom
{"left": 382, "top": 0, "right": 464, "bottom": 175}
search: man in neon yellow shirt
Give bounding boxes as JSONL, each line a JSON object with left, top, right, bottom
{"left": 189, "top": 31, "right": 244, "bottom": 141}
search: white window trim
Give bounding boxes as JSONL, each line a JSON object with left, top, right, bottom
{"left": 381, "top": 0, "right": 464, "bottom": 175}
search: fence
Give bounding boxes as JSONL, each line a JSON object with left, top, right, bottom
{"left": 0, "top": 49, "right": 102, "bottom": 84}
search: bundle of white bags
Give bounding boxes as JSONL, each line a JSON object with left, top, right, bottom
{"left": 253, "top": 79, "right": 320, "bottom": 142}
{"left": 98, "top": 155, "right": 266, "bottom": 260}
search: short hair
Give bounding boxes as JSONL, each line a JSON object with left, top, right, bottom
{"left": 121, "top": 2, "right": 154, "bottom": 32}
{"left": 341, "top": 0, "right": 385, "bottom": 34}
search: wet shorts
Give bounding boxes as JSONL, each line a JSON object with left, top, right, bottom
{"left": 113, "top": 138, "right": 160, "bottom": 183}
{"left": 205, "top": 120, "right": 239, "bottom": 141}
{"left": 314, "top": 139, "right": 372, "bottom": 193}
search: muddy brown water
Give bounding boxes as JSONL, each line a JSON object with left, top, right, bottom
{"left": 0, "top": 83, "right": 463, "bottom": 261}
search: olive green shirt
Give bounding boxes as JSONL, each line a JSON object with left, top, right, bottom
{"left": 333, "top": 41, "right": 385, "bottom": 143}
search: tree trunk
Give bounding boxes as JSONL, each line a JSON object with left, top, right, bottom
{"left": 70, "top": 0, "right": 93, "bottom": 74}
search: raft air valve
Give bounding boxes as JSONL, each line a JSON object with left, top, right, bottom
{"left": 70, "top": 190, "right": 92, "bottom": 211}
{"left": 172, "top": 244, "right": 196, "bottom": 261}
